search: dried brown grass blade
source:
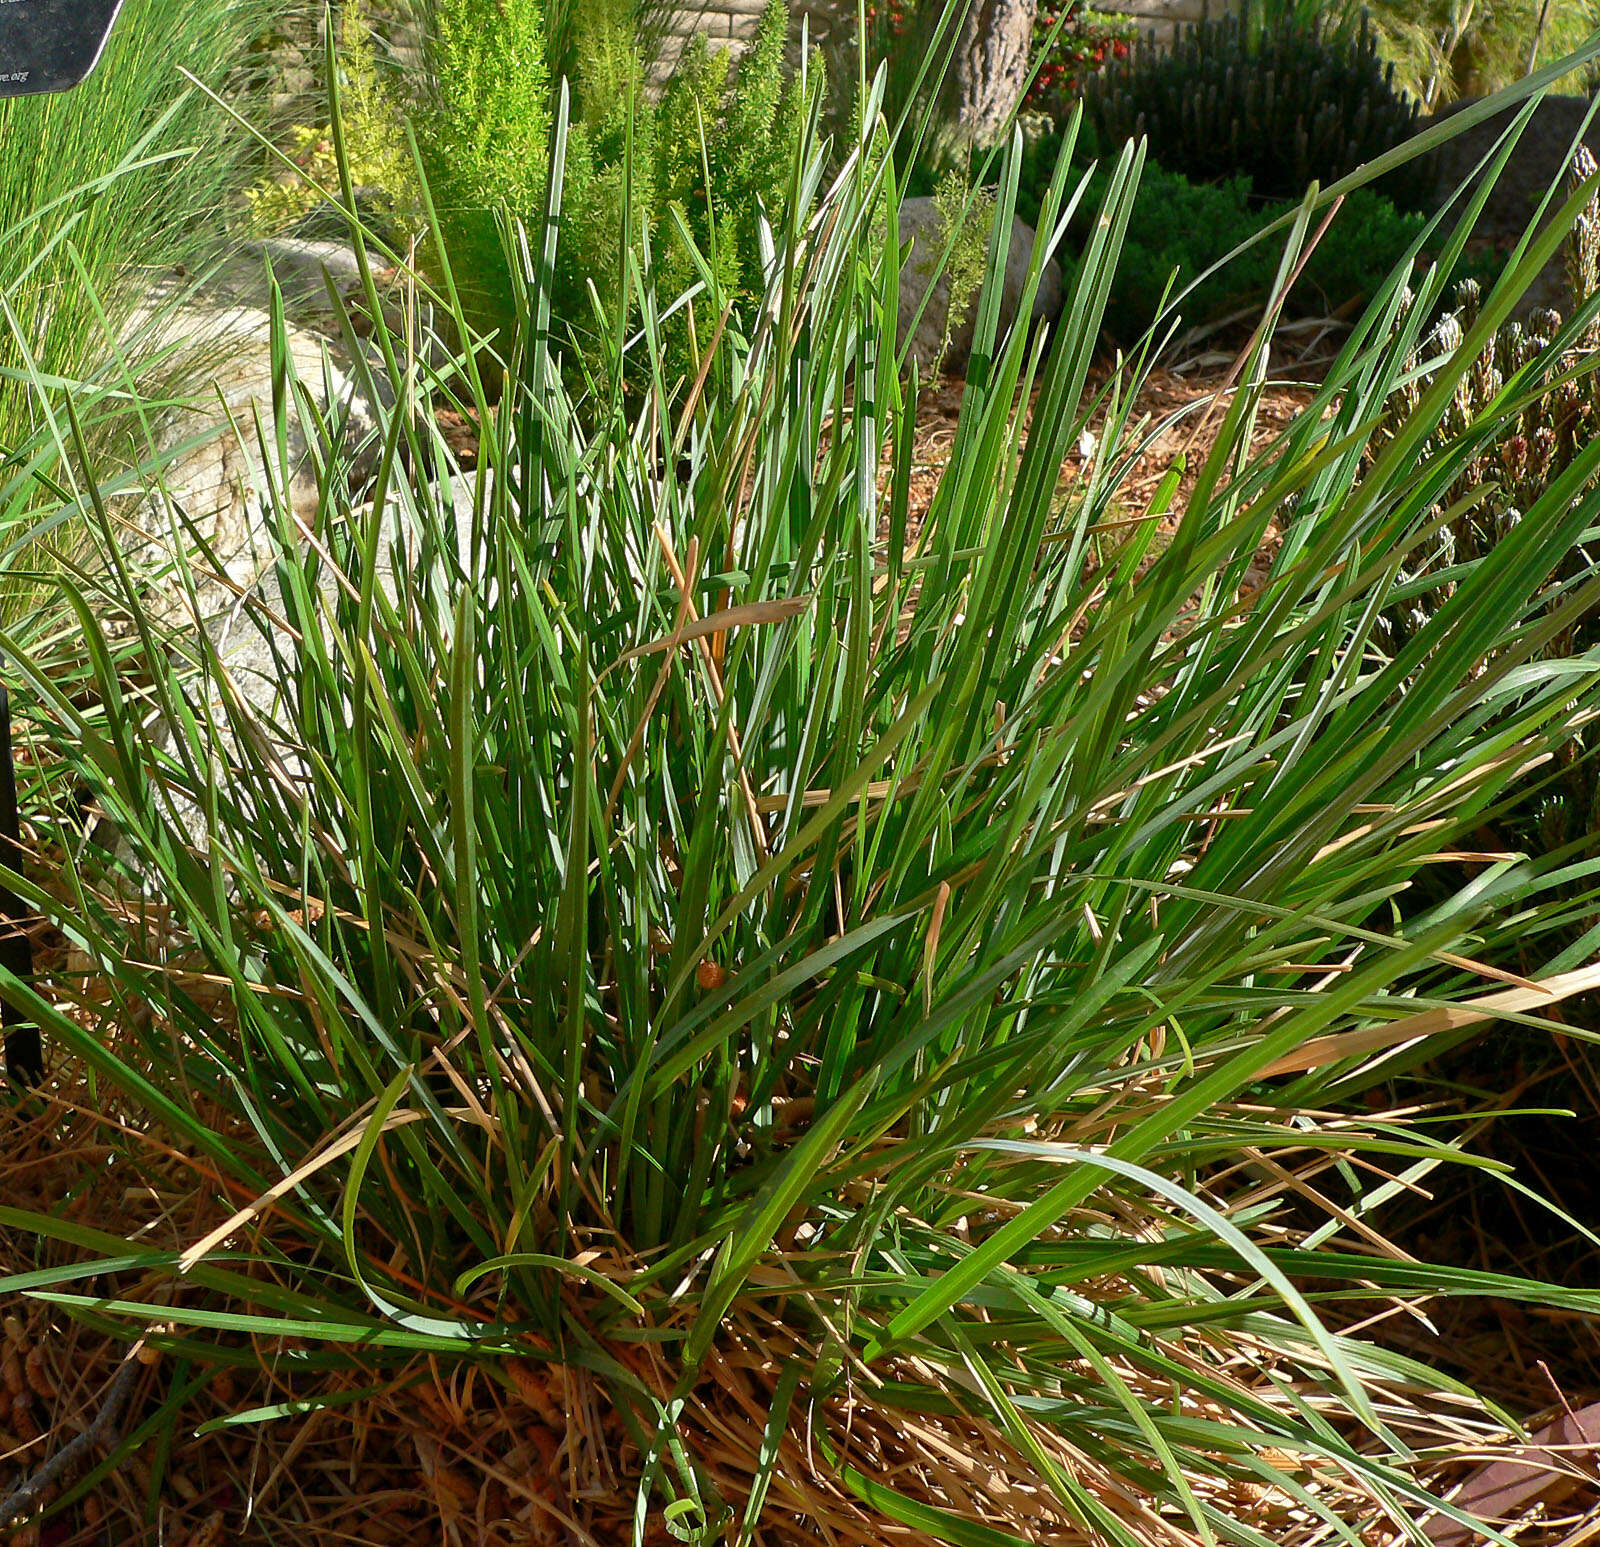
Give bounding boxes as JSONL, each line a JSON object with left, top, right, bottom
{"left": 647, "top": 526, "right": 782, "bottom": 861}
{"left": 1258, "top": 962, "right": 1600, "bottom": 1078}
{"left": 177, "top": 1108, "right": 424, "bottom": 1272}
{"left": 606, "top": 595, "right": 813, "bottom": 672}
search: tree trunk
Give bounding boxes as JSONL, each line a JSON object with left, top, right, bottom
{"left": 940, "top": 0, "right": 1037, "bottom": 150}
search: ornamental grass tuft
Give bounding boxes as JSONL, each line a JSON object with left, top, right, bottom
{"left": 4, "top": 35, "right": 1600, "bottom": 1547}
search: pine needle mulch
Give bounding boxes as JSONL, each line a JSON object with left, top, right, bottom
{"left": 6, "top": 1060, "right": 1598, "bottom": 1547}
{"left": 896, "top": 363, "right": 1317, "bottom": 610}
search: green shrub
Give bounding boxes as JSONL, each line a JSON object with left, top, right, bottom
{"left": 9, "top": 71, "right": 1600, "bottom": 1547}
{"left": 1085, "top": 0, "right": 1426, "bottom": 207}
{"left": 927, "top": 165, "right": 996, "bottom": 370}
{"left": 1019, "top": 146, "right": 1426, "bottom": 336}
{"left": 412, "top": 0, "right": 553, "bottom": 345}
{"left": 414, "top": 0, "right": 818, "bottom": 373}
{"left": 240, "top": 0, "right": 817, "bottom": 376}
{"left": 244, "top": 4, "right": 418, "bottom": 238}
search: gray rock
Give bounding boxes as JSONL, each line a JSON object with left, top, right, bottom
{"left": 91, "top": 475, "right": 476, "bottom": 870}
{"left": 898, "top": 196, "right": 1064, "bottom": 376}
{"left": 203, "top": 234, "right": 436, "bottom": 348}
{"left": 124, "top": 296, "right": 389, "bottom": 619}
{"left": 206, "top": 237, "right": 368, "bottom": 328}
{"left": 288, "top": 187, "right": 408, "bottom": 249}
{"left": 141, "top": 476, "right": 477, "bottom": 859}
{"left": 212, "top": 474, "right": 476, "bottom": 711}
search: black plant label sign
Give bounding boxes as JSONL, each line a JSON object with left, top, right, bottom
{"left": 0, "top": 0, "right": 123, "bottom": 1088}
{"left": 0, "top": 0, "right": 125, "bottom": 97}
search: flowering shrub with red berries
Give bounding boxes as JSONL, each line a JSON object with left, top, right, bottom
{"left": 860, "top": 0, "right": 911, "bottom": 45}
{"left": 860, "top": 0, "right": 1133, "bottom": 120}
{"left": 1024, "top": 4, "right": 1136, "bottom": 118}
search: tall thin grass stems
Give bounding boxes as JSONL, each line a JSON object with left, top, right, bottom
{"left": 0, "top": 0, "right": 311, "bottom": 633}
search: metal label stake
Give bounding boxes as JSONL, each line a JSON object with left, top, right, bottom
{"left": 0, "top": 688, "right": 36, "bottom": 1086}
{"left": 0, "top": 0, "right": 126, "bottom": 98}
{"left": 2, "top": 0, "right": 125, "bottom": 1082}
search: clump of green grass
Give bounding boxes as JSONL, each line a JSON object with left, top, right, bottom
{"left": 6, "top": 42, "right": 1600, "bottom": 1547}
{"left": 1246, "top": 0, "right": 1600, "bottom": 105}
{"left": 1361, "top": 0, "right": 1600, "bottom": 106}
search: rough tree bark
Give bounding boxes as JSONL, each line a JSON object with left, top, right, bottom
{"left": 940, "top": 0, "right": 1038, "bottom": 149}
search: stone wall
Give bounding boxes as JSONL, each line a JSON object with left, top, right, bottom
{"left": 652, "top": 0, "right": 1233, "bottom": 82}
{"left": 653, "top": 0, "right": 763, "bottom": 80}
{"left": 652, "top": 0, "right": 843, "bottom": 81}
{"left": 1098, "top": 0, "right": 1210, "bottom": 48}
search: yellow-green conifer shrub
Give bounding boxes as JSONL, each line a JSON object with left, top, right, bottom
{"left": 414, "top": 0, "right": 552, "bottom": 347}
{"left": 413, "top": 0, "right": 819, "bottom": 382}
{"left": 930, "top": 167, "right": 997, "bottom": 371}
